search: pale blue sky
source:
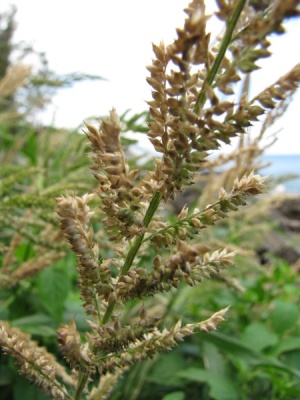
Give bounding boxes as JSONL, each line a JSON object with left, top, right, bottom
{"left": 2, "top": 0, "right": 300, "bottom": 154}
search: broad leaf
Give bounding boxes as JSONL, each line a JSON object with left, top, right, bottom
{"left": 177, "top": 368, "right": 239, "bottom": 400}
{"left": 13, "top": 375, "right": 49, "bottom": 400}
{"left": 272, "top": 337, "right": 300, "bottom": 356}
{"left": 161, "top": 392, "right": 185, "bottom": 400}
{"left": 36, "top": 261, "right": 71, "bottom": 322}
{"left": 11, "top": 313, "right": 56, "bottom": 336}
{"left": 270, "top": 300, "right": 299, "bottom": 334}
{"left": 201, "top": 331, "right": 300, "bottom": 378}
{"left": 241, "top": 322, "right": 278, "bottom": 352}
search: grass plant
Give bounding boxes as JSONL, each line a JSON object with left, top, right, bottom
{"left": 1, "top": 1, "right": 300, "bottom": 399}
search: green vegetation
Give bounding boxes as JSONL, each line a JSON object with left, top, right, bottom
{"left": 1, "top": 1, "right": 300, "bottom": 399}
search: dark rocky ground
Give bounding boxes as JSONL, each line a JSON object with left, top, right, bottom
{"left": 257, "top": 196, "right": 300, "bottom": 266}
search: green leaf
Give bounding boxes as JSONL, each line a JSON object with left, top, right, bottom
{"left": 21, "top": 131, "right": 37, "bottom": 165}
{"left": 63, "top": 299, "right": 90, "bottom": 332}
{"left": 147, "top": 351, "right": 188, "bottom": 386}
{"left": 0, "top": 167, "right": 40, "bottom": 197}
{"left": 30, "top": 71, "right": 105, "bottom": 88}
{"left": 282, "top": 350, "right": 300, "bottom": 371}
{"left": 177, "top": 368, "right": 239, "bottom": 400}
{"left": 161, "top": 392, "right": 185, "bottom": 400}
{"left": 11, "top": 313, "right": 56, "bottom": 336}
{"left": 13, "top": 374, "right": 49, "bottom": 400}
{"left": 241, "top": 323, "right": 278, "bottom": 352}
{"left": 12, "top": 313, "right": 53, "bottom": 326}
{"left": 121, "top": 110, "right": 149, "bottom": 133}
{"left": 272, "top": 337, "right": 300, "bottom": 357}
{"left": 200, "top": 331, "right": 262, "bottom": 363}
{"left": 201, "top": 332, "right": 300, "bottom": 379}
{"left": 270, "top": 300, "right": 299, "bottom": 334}
{"left": 202, "top": 341, "right": 226, "bottom": 375}
{"left": 14, "top": 242, "right": 35, "bottom": 262}
{"left": 36, "top": 262, "right": 71, "bottom": 322}
{"left": 0, "top": 364, "right": 13, "bottom": 385}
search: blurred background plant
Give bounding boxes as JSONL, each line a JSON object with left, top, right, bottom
{"left": 0, "top": 1, "right": 300, "bottom": 399}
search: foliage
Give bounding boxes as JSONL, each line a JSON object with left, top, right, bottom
{"left": 1, "top": 1, "right": 300, "bottom": 400}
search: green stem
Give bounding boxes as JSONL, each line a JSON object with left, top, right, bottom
{"left": 74, "top": 372, "right": 89, "bottom": 400}
{"left": 142, "top": 191, "right": 162, "bottom": 227}
{"left": 144, "top": 188, "right": 247, "bottom": 243}
{"left": 93, "top": 291, "right": 102, "bottom": 326}
{"left": 194, "top": 0, "right": 246, "bottom": 113}
{"left": 159, "top": 289, "right": 181, "bottom": 330}
{"left": 102, "top": 191, "right": 161, "bottom": 324}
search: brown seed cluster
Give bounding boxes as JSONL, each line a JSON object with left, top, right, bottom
{"left": 0, "top": 322, "right": 69, "bottom": 399}
{"left": 57, "top": 319, "right": 95, "bottom": 373}
{"left": 87, "top": 367, "right": 125, "bottom": 400}
{"left": 144, "top": 2, "right": 214, "bottom": 200}
{"left": 85, "top": 109, "right": 146, "bottom": 241}
{"left": 97, "top": 307, "right": 229, "bottom": 373}
{"left": 144, "top": 172, "right": 267, "bottom": 249}
{"left": 142, "top": 0, "right": 300, "bottom": 202}
{"left": 2, "top": 1, "right": 300, "bottom": 399}
{"left": 86, "top": 308, "right": 159, "bottom": 354}
{"left": 56, "top": 194, "right": 104, "bottom": 316}
{"left": 255, "top": 64, "right": 300, "bottom": 109}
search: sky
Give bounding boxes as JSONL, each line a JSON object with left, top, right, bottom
{"left": 1, "top": 0, "right": 300, "bottom": 155}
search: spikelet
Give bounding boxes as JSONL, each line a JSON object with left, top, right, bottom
{"left": 85, "top": 109, "right": 146, "bottom": 241}
{"left": 0, "top": 322, "right": 69, "bottom": 399}
{"left": 96, "top": 307, "right": 229, "bottom": 373}
{"left": 0, "top": 64, "right": 31, "bottom": 97}
{"left": 56, "top": 193, "right": 103, "bottom": 317}
{"left": 2, "top": 2, "right": 300, "bottom": 399}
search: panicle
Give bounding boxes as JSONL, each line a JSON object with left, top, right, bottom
{"left": 85, "top": 109, "right": 147, "bottom": 241}
{"left": 88, "top": 368, "right": 126, "bottom": 400}
{"left": 0, "top": 64, "right": 31, "bottom": 97}
{"left": 97, "top": 307, "right": 229, "bottom": 373}
{"left": 57, "top": 319, "right": 95, "bottom": 373}
{"left": 56, "top": 193, "right": 103, "bottom": 317}
{"left": 143, "top": 0, "right": 300, "bottom": 201}
{"left": 0, "top": 322, "right": 69, "bottom": 399}
{"left": 143, "top": 1, "right": 213, "bottom": 201}
{"left": 0, "top": 251, "right": 64, "bottom": 289}
{"left": 3, "top": 1, "right": 298, "bottom": 399}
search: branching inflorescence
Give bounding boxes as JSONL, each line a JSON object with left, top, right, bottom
{"left": 1, "top": 1, "right": 300, "bottom": 399}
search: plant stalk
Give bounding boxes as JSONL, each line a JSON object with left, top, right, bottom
{"left": 74, "top": 372, "right": 90, "bottom": 400}
{"left": 194, "top": 0, "right": 247, "bottom": 113}
{"left": 102, "top": 191, "right": 161, "bottom": 324}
